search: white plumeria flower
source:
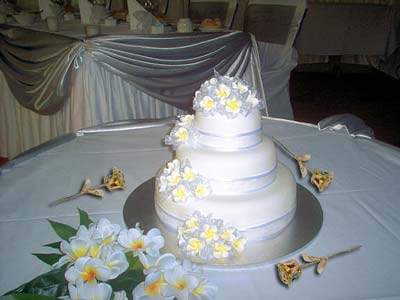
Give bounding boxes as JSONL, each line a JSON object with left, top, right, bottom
{"left": 232, "top": 237, "right": 247, "bottom": 253}
{"left": 65, "top": 257, "right": 113, "bottom": 284}
{"left": 103, "top": 250, "right": 129, "bottom": 279}
{"left": 172, "top": 185, "right": 190, "bottom": 202}
{"left": 145, "top": 228, "right": 165, "bottom": 257}
{"left": 118, "top": 228, "right": 149, "bottom": 256}
{"left": 69, "top": 281, "right": 112, "bottom": 300}
{"left": 133, "top": 272, "right": 174, "bottom": 300}
{"left": 189, "top": 279, "right": 218, "bottom": 300}
{"left": 178, "top": 114, "right": 194, "bottom": 126}
{"left": 53, "top": 238, "right": 91, "bottom": 268}
{"left": 225, "top": 98, "right": 241, "bottom": 114}
{"left": 215, "top": 84, "right": 231, "bottom": 99}
{"left": 194, "top": 184, "right": 209, "bottom": 198}
{"left": 186, "top": 238, "right": 205, "bottom": 257}
{"left": 90, "top": 218, "right": 121, "bottom": 247}
{"left": 200, "top": 224, "right": 218, "bottom": 244}
{"left": 185, "top": 217, "right": 199, "bottom": 231}
{"left": 113, "top": 290, "right": 128, "bottom": 300}
{"left": 234, "top": 82, "right": 248, "bottom": 94}
{"left": 167, "top": 171, "right": 182, "bottom": 186}
{"left": 164, "top": 265, "right": 200, "bottom": 300}
{"left": 174, "top": 127, "right": 189, "bottom": 143}
{"left": 200, "top": 96, "right": 215, "bottom": 111}
{"left": 139, "top": 252, "right": 179, "bottom": 275}
{"left": 182, "top": 167, "right": 196, "bottom": 182}
{"left": 212, "top": 242, "right": 231, "bottom": 259}
{"left": 220, "top": 228, "right": 235, "bottom": 242}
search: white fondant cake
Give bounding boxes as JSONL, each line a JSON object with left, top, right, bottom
{"left": 155, "top": 73, "right": 297, "bottom": 247}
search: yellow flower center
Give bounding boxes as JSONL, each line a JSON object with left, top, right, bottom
{"left": 184, "top": 169, "right": 196, "bottom": 181}
{"left": 226, "top": 99, "right": 240, "bottom": 112}
{"left": 193, "top": 284, "right": 205, "bottom": 295}
{"left": 81, "top": 266, "right": 98, "bottom": 283}
{"left": 169, "top": 174, "right": 181, "bottom": 185}
{"left": 175, "top": 279, "right": 187, "bottom": 291}
{"left": 89, "top": 244, "right": 101, "bottom": 258}
{"left": 130, "top": 239, "right": 145, "bottom": 251}
{"left": 176, "top": 128, "right": 189, "bottom": 141}
{"left": 221, "top": 230, "right": 232, "bottom": 241}
{"left": 216, "top": 86, "right": 230, "bottom": 98}
{"left": 204, "top": 97, "right": 215, "bottom": 110}
{"left": 195, "top": 185, "right": 207, "bottom": 197}
{"left": 174, "top": 185, "right": 187, "bottom": 201}
{"left": 204, "top": 227, "right": 217, "bottom": 240}
{"left": 186, "top": 219, "right": 198, "bottom": 229}
{"left": 72, "top": 246, "right": 88, "bottom": 260}
{"left": 188, "top": 238, "right": 202, "bottom": 251}
{"left": 146, "top": 279, "right": 163, "bottom": 296}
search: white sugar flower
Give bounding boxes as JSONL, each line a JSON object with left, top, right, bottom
{"left": 232, "top": 237, "right": 247, "bottom": 253}
{"left": 234, "top": 82, "right": 248, "bottom": 94}
{"left": 103, "top": 250, "right": 129, "bottom": 279}
{"left": 200, "top": 96, "right": 215, "bottom": 111}
{"left": 216, "top": 84, "right": 231, "bottom": 99}
{"left": 118, "top": 228, "right": 149, "bottom": 256}
{"left": 185, "top": 217, "right": 199, "bottom": 231}
{"left": 145, "top": 228, "right": 165, "bottom": 257}
{"left": 164, "top": 266, "right": 200, "bottom": 300}
{"left": 167, "top": 171, "right": 182, "bottom": 186}
{"left": 113, "top": 290, "right": 128, "bottom": 300}
{"left": 189, "top": 279, "right": 218, "bottom": 300}
{"left": 225, "top": 98, "right": 241, "bottom": 114}
{"left": 220, "top": 228, "right": 235, "bottom": 242}
{"left": 209, "top": 78, "right": 218, "bottom": 85}
{"left": 200, "top": 224, "right": 218, "bottom": 243}
{"left": 194, "top": 184, "right": 209, "bottom": 198}
{"left": 158, "top": 176, "right": 168, "bottom": 193}
{"left": 166, "top": 160, "right": 180, "bottom": 173}
{"left": 246, "top": 94, "right": 259, "bottom": 108}
{"left": 182, "top": 167, "right": 196, "bottom": 182}
{"left": 69, "top": 281, "right": 112, "bottom": 300}
{"left": 54, "top": 238, "right": 90, "bottom": 268}
{"left": 174, "top": 127, "right": 189, "bottom": 143}
{"left": 213, "top": 242, "right": 231, "bottom": 259}
{"left": 178, "top": 115, "right": 194, "bottom": 126}
{"left": 172, "top": 185, "right": 190, "bottom": 202}
{"left": 186, "top": 238, "right": 205, "bottom": 257}
{"left": 133, "top": 272, "right": 174, "bottom": 300}
{"left": 65, "top": 257, "right": 112, "bottom": 284}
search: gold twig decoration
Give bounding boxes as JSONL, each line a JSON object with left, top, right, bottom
{"left": 48, "top": 167, "right": 126, "bottom": 207}
{"left": 277, "top": 245, "right": 362, "bottom": 287}
{"left": 271, "top": 137, "right": 334, "bottom": 192}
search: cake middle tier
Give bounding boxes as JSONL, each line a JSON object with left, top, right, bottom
{"left": 176, "top": 138, "right": 277, "bottom": 195}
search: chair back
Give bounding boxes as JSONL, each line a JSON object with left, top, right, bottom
{"left": 244, "top": 0, "right": 306, "bottom": 46}
{"left": 189, "top": 0, "right": 238, "bottom": 29}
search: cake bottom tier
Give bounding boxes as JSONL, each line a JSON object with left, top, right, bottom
{"left": 155, "top": 163, "right": 297, "bottom": 241}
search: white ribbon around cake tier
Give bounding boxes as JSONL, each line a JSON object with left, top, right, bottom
{"left": 155, "top": 202, "right": 296, "bottom": 241}
{"left": 196, "top": 127, "right": 263, "bottom": 151}
{"left": 208, "top": 164, "right": 277, "bottom": 195}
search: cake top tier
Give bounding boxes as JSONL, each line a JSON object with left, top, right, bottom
{"left": 193, "top": 72, "right": 265, "bottom": 118}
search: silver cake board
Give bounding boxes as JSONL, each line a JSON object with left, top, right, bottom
{"left": 123, "top": 177, "right": 323, "bottom": 271}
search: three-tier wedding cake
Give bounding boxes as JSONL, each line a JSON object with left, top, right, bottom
{"left": 154, "top": 73, "right": 297, "bottom": 260}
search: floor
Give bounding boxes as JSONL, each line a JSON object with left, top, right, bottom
{"left": 0, "top": 67, "right": 398, "bottom": 167}
{"left": 290, "top": 67, "right": 400, "bottom": 147}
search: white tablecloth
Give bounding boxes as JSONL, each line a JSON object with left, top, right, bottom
{"left": 0, "top": 118, "right": 399, "bottom": 299}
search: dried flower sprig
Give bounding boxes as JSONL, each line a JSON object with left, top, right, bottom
{"left": 277, "top": 245, "right": 362, "bottom": 287}
{"left": 271, "top": 137, "right": 334, "bottom": 192}
{"left": 48, "top": 167, "right": 125, "bottom": 207}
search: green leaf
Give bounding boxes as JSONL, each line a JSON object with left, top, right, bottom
{"left": 5, "top": 267, "right": 68, "bottom": 298}
{"left": 78, "top": 208, "right": 93, "bottom": 227}
{"left": 0, "top": 293, "right": 59, "bottom": 300}
{"left": 47, "top": 220, "right": 76, "bottom": 241}
{"left": 43, "top": 242, "right": 61, "bottom": 250}
{"left": 125, "top": 253, "right": 142, "bottom": 271}
{"left": 108, "top": 269, "right": 144, "bottom": 300}
{"left": 32, "top": 253, "right": 63, "bottom": 266}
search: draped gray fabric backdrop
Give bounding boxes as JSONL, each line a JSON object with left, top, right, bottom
{"left": 0, "top": 26, "right": 259, "bottom": 115}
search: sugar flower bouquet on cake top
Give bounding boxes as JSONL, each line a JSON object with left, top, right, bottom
{"left": 0, "top": 209, "right": 217, "bottom": 300}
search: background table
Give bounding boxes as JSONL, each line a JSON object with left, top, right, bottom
{"left": 0, "top": 117, "right": 399, "bottom": 299}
